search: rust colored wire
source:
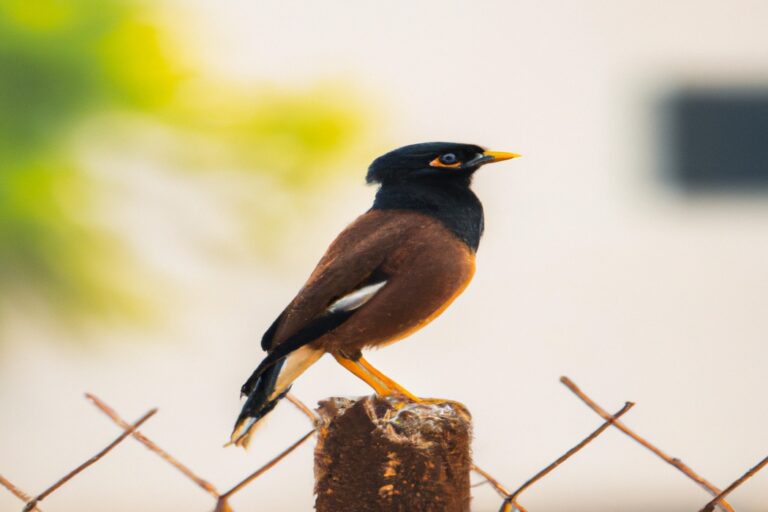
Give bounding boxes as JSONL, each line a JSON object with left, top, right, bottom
{"left": 699, "top": 454, "right": 768, "bottom": 512}
{"left": 214, "top": 428, "right": 316, "bottom": 510}
{"left": 86, "top": 393, "right": 219, "bottom": 498}
{"left": 499, "top": 402, "right": 634, "bottom": 512}
{"left": 23, "top": 408, "right": 156, "bottom": 511}
{"left": 561, "top": 376, "right": 735, "bottom": 512}
{"left": 0, "top": 474, "right": 42, "bottom": 511}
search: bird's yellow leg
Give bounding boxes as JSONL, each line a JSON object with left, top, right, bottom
{"left": 333, "top": 354, "right": 392, "bottom": 396}
{"left": 356, "top": 356, "right": 421, "bottom": 402}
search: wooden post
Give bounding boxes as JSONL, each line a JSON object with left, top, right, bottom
{"left": 314, "top": 395, "right": 472, "bottom": 512}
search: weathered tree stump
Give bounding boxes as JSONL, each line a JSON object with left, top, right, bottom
{"left": 314, "top": 395, "right": 472, "bottom": 512}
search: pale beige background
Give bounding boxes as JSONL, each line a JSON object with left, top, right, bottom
{"left": 2, "top": 1, "right": 767, "bottom": 511}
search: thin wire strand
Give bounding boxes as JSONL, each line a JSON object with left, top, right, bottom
{"left": 471, "top": 464, "right": 527, "bottom": 512}
{"left": 560, "top": 376, "right": 734, "bottom": 512}
{"left": 218, "top": 428, "right": 315, "bottom": 501}
{"left": 499, "top": 402, "right": 634, "bottom": 511}
{"left": 85, "top": 393, "right": 219, "bottom": 498}
{"left": 471, "top": 464, "right": 510, "bottom": 497}
{"left": 0, "top": 474, "right": 32, "bottom": 502}
{"left": 23, "top": 408, "right": 156, "bottom": 511}
{"left": 0, "top": 474, "right": 42, "bottom": 511}
{"left": 286, "top": 393, "right": 318, "bottom": 423}
{"left": 699, "top": 454, "right": 768, "bottom": 512}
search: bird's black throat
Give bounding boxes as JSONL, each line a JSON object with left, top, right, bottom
{"left": 371, "top": 177, "right": 485, "bottom": 251}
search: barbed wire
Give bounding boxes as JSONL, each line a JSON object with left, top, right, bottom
{"left": 1, "top": 378, "right": 765, "bottom": 511}
{"left": 560, "top": 377, "right": 734, "bottom": 511}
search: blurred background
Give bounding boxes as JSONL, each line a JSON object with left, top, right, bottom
{"left": 1, "top": 1, "right": 767, "bottom": 511}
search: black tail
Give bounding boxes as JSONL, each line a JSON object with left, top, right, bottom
{"left": 230, "top": 309, "right": 352, "bottom": 448}
{"left": 240, "top": 309, "right": 355, "bottom": 398}
{"left": 230, "top": 357, "right": 289, "bottom": 448}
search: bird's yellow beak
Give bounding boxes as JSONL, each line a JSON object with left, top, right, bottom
{"left": 482, "top": 150, "right": 521, "bottom": 163}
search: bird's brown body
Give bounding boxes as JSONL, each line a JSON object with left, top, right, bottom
{"left": 272, "top": 209, "right": 475, "bottom": 357}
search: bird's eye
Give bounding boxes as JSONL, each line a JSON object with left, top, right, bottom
{"left": 440, "top": 153, "right": 458, "bottom": 165}
{"left": 429, "top": 152, "right": 462, "bottom": 168}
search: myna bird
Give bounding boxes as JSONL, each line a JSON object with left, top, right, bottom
{"left": 230, "top": 142, "right": 519, "bottom": 447}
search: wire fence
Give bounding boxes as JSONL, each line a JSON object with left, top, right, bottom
{"left": 1, "top": 377, "right": 765, "bottom": 512}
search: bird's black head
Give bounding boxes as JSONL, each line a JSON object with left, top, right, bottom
{"left": 368, "top": 142, "right": 520, "bottom": 251}
{"left": 366, "top": 142, "right": 519, "bottom": 185}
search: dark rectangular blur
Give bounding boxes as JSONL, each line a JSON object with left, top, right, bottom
{"left": 664, "top": 88, "right": 768, "bottom": 192}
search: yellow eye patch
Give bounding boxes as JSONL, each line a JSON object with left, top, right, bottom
{"left": 429, "top": 156, "right": 462, "bottom": 168}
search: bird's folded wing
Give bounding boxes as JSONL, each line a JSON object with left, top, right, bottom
{"left": 261, "top": 210, "right": 418, "bottom": 352}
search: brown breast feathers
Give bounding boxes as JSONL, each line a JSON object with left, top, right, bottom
{"left": 270, "top": 209, "right": 476, "bottom": 355}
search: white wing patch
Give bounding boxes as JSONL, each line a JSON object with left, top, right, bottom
{"left": 327, "top": 281, "right": 387, "bottom": 313}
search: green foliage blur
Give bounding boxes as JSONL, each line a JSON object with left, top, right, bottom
{"left": 0, "top": 0, "right": 370, "bottom": 334}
